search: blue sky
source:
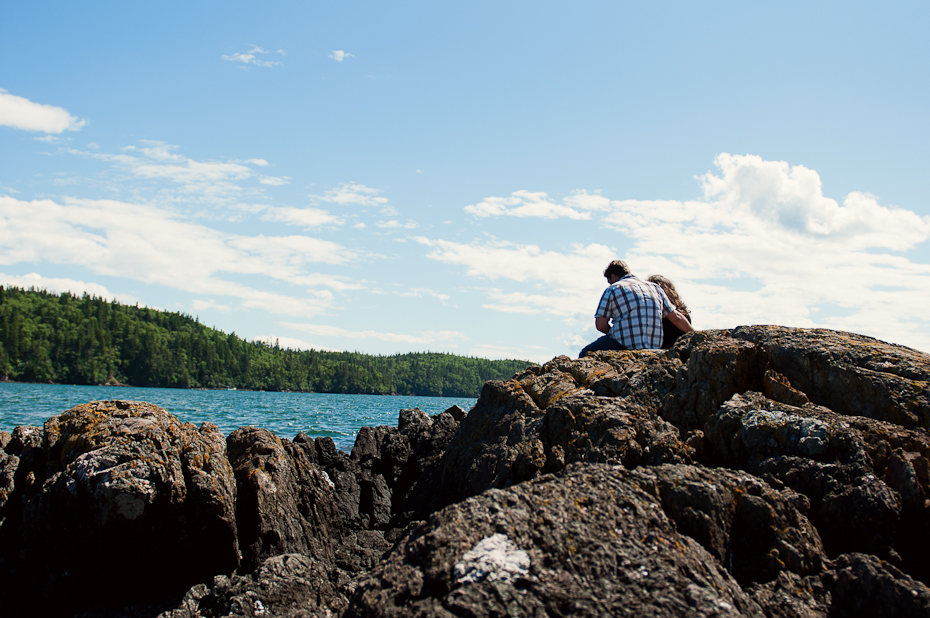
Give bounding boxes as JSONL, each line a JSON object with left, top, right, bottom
{"left": 1, "top": 1, "right": 928, "bottom": 363}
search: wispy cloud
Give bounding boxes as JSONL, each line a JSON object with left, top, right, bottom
{"left": 222, "top": 45, "right": 285, "bottom": 68}
{"left": 310, "top": 182, "right": 389, "bottom": 207}
{"left": 283, "top": 321, "right": 466, "bottom": 345}
{"left": 0, "top": 272, "right": 118, "bottom": 300}
{"left": 377, "top": 220, "right": 418, "bottom": 229}
{"left": 66, "top": 140, "right": 274, "bottom": 207}
{"left": 258, "top": 176, "right": 290, "bottom": 186}
{"left": 465, "top": 190, "right": 592, "bottom": 220}
{"left": 0, "top": 89, "right": 87, "bottom": 133}
{"left": 259, "top": 206, "right": 342, "bottom": 229}
{"left": 0, "top": 195, "right": 358, "bottom": 316}
{"left": 328, "top": 50, "right": 355, "bottom": 62}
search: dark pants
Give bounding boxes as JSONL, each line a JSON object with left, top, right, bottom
{"left": 579, "top": 335, "right": 626, "bottom": 358}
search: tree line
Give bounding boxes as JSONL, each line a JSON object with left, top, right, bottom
{"left": 0, "top": 286, "right": 535, "bottom": 397}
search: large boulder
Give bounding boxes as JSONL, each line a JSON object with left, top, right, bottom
{"left": 3, "top": 400, "right": 240, "bottom": 616}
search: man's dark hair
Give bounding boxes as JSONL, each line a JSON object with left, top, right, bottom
{"left": 603, "top": 260, "right": 631, "bottom": 280}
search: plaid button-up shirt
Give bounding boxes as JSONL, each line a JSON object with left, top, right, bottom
{"left": 595, "top": 275, "right": 676, "bottom": 350}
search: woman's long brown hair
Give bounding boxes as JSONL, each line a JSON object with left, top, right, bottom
{"left": 647, "top": 275, "right": 690, "bottom": 321}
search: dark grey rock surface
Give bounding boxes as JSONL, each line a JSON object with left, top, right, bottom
{"left": 0, "top": 325, "right": 928, "bottom": 617}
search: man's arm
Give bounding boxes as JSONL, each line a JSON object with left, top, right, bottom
{"left": 595, "top": 316, "right": 610, "bottom": 334}
{"left": 666, "top": 310, "right": 694, "bottom": 333}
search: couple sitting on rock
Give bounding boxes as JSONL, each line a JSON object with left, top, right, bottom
{"left": 579, "top": 260, "right": 694, "bottom": 358}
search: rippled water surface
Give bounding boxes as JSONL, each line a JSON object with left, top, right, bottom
{"left": 0, "top": 383, "right": 476, "bottom": 452}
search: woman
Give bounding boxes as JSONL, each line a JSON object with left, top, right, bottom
{"left": 647, "top": 275, "right": 692, "bottom": 349}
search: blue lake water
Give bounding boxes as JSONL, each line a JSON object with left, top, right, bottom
{"left": 0, "top": 382, "right": 477, "bottom": 452}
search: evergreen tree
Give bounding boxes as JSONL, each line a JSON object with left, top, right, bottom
{"left": 0, "top": 286, "right": 535, "bottom": 397}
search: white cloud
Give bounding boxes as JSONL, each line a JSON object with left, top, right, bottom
{"left": 283, "top": 322, "right": 466, "bottom": 345}
{"left": 465, "top": 190, "right": 592, "bottom": 220}
{"left": 192, "top": 299, "right": 231, "bottom": 313}
{"left": 260, "top": 206, "right": 343, "bottom": 228}
{"left": 0, "top": 272, "right": 117, "bottom": 300}
{"left": 470, "top": 343, "right": 549, "bottom": 363}
{"left": 310, "top": 182, "right": 389, "bottom": 207}
{"left": 398, "top": 287, "right": 451, "bottom": 303}
{"left": 414, "top": 236, "right": 614, "bottom": 291}
{"left": 328, "top": 50, "right": 355, "bottom": 62}
{"left": 377, "top": 220, "right": 418, "bottom": 229}
{"left": 0, "top": 194, "right": 359, "bottom": 317}
{"left": 424, "top": 154, "right": 930, "bottom": 352}
{"left": 258, "top": 176, "right": 290, "bottom": 186}
{"left": 0, "top": 89, "right": 87, "bottom": 133}
{"left": 69, "top": 140, "right": 274, "bottom": 207}
{"left": 223, "top": 45, "right": 284, "bottom": 68}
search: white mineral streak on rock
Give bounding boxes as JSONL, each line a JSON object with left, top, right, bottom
{"left": 321, "top": 470, "right": 336, "bottom": 490}
{"left": 453, "top": 533, "right": 530, "bottom": 584}
{"left": 255, "top": 469, "right": 277, "bottom": 493}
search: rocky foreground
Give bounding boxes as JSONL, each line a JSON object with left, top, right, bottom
{"left": 1, "top": 325, "right": 930, "bottom": 617}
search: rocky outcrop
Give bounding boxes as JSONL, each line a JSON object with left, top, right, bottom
{"left": 348, "top": 463, "right": 764, "bottom": 617}
{"left": 0, "top": 401, "right": 240, "bottom": 617}
{"left": 227, "top": 426, "right": 343, "bottom": 573}
{"left": 0, "top": 325, "right": 928, "bottom": 618}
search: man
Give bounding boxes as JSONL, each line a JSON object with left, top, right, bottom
{"left": 579, "top": 260, "right": 694, "bottom": 357}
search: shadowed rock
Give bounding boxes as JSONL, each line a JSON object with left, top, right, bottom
{"left": 161, "top": 553, "right": 350, "bottom": 618}
{"left": 3, "top": 400, "right": 239, "bottom": 616}
{"left": 227, "top": 426, "right": 342, "bottom": 573}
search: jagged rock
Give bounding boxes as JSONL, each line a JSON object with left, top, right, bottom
{"left": 334, "top": 530, "right": 393, "bottom": 573}
{"left": 227, "top": 427, "right": 342, "bottom": 573}
{"left": 746, "top": 571, "right": 832, "bottom": 618}
{"left": 660, "top": 332, "right": 768, "bottom": 431}
{"left": 443, "top": 404, "right": 468, "bottom": 421}
{"left": 629, "top": 464, "right": 826, "bottom": 585}
{"left": 703, "top": 390, "right": 930, "bottom": 575}
{"left": 729, "top": 326, "right": 930, "bottom": 430}
{"left": 0, "top": 448, "right": 15, "bottom": 513}
{"left": 0, "top": 425, "right": 45, "bottom": 508}
{"left": 346, "top": 463, "right": 764, "bottom": 617}
{"left": 432, "top": 379, "right": 547, "bottom": 511}
{"left": 305, "top": 407, "right": 461, "bottom": 537}
{"left": 4, "top": 400, "right": 240, "bottom": 616}
{"left": 825, "top": 553, "right": 930, "bottom": 618}
{"left": 433, "top": 375, "right": 693, "bottom": 518}
{"left": 703, "top": 392, "right": 872, "bottom": 469}
{"left": 159, "top": 553, "right": 350, "bottom": 618}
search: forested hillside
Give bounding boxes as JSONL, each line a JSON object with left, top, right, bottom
{"left": 0, "top": 286, "right": 534, "bottom": 397}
